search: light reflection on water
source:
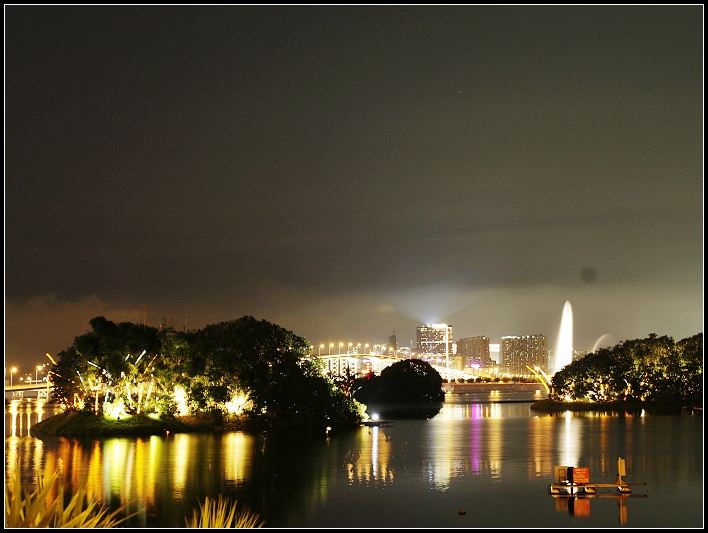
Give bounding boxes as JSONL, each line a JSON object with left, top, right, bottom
{"left": 5, "top": 397, "right": 703, "bottom": 528}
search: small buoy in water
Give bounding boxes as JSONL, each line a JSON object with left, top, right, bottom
{"left": 458, "top": 510, "right": 466, "bottom": 515}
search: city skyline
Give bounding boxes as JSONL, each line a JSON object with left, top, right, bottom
{"left": 5, "top": 6, "right": 703, "bottom": 372}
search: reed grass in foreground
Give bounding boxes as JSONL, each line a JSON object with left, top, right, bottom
{"left": 6, "top": 460, "right": 265, "bottom": 528}
{"left": 186, "top": 494, "right": 266, "bottom": 528}
{"left": 5, "top": 459, "right": 133, "bottom": 528}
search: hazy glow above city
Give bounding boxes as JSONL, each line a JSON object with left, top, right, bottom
{"left": 5, "top": 6, "right": 702, "bottom": 373}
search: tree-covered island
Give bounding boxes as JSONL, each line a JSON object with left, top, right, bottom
{"left": 32, "top": 315, "right": 367, "bottom": 436}
{"left": 532, "top": 332, "right": 703, "bottom": 414}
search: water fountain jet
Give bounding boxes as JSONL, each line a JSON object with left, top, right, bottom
{"left": 592, "top": 333, "right": 615, "bottom": 353}
{"left": 554, "top": 301, "right": 573, "bottom": 374}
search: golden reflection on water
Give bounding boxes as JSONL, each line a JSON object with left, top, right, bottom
{"left": 171, "top": 433, "right": 190, "bottom": 496}
{"left": 6, "top": 400, "right": 691, "bottom": 527}
{"left": 6, "top": 399, "right": 45, "bottom": 437}
{"left": 222, "top": 432, "right": 255, "bottom": 486}
{"left": 346, "top": 426, "right": 394, "bottom": 487}
{"left": 439, "top": 402, "right": 504, "bottom": 419}
{"left": 529, "top": 415, "right": 556, "bottom": 480}
{"left": 5, "top": 406, "right": 256, "bottom": 526}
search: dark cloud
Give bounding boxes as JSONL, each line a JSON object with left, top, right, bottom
{"left": 5, "top": 5, "right": 703, "bottom": 370}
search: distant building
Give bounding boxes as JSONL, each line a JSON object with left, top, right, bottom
{"left": 573, "top": 349, "right": 590, "bottom": 362}
{"left": 547, "top": 348, "right": 590, "bottom": 373}
{"left": 416, "top": 324, "right": 454, "bottom": 367}
{"left": 500, "top": 335, "right": 548, "bottom": 376}
{"left": 490, "top": 343, "right": 500, "bottom": 364}
{"left": 417, "top": 324, "right": 453, "bottom": 355}
{"left": 388, "top": 332, "right": 397, "bottom": 354}
{"left": 457, "top": 336, "right": 494, "bottom": 369}
{"left": 397, "top": 346, "right": 412, "bottom": 359}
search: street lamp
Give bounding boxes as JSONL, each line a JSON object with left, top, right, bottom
{"left": 339, "top": 342, "right": 343, "bottom": 355}
{"left": 10, "top": 367, "right": 17, "bottom": 387}
{"left": 319, "top": 344, "right": 324, "bottom": 356}
{"left": 36, "top": 364, "right": 45, "bottom": 383}
{"left": 329, "top": 343, "right": 333, "bottom": 356}
{"left": 348, "top": 342, "right": 353, "bottom": 354}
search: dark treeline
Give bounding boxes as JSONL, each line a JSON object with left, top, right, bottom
{"left": 49, "top": 318, "right": 703, "bottom": 430}
{"left": 551, "top": 333, "right": 703, "bottom": 407}
{"left": 50, "top": 315, "right": 364, "bottom": 429}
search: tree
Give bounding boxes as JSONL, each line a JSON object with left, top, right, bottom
{"left": 353, "top": 359, "right": 444, "bottom": 403}
{"left": 50, "top": 315, "right": 366, "bottom": 428}
{"left": 190, "top": 316, "right": 363, "bottom": 428}
{"left": 550, "top": 333, "right": 703, "bottom": 406}
{"left": 51, "top": 317, "right": 167, "bottom": 415}
{"left": 50, "top": 346, "right": 88, "bottom": 409}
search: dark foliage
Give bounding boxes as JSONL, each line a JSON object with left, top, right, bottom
{"left": 550, "top": 332, "right": 702, "bottom": 407}
{"left": 352, "top": 359, "right": 444, "bottom": 403}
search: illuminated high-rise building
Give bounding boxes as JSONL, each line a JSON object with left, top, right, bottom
{"left": 500, "top": 335, "right": 548, "bottom": 376}
{"left": 417, "top": 324, "right": 455, "bottom": 376}
{"left": 416, "top": 324, "right": 453, "bottom": 357}
{"left": 457, "top": 336, "right": 493, "bottom": 368}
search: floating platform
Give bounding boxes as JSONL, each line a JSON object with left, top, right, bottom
{"left": 549, "top": 457, "right": 647, "bottom": 496}
{"left": 549, "top": 482, "right": 647, "bottom": 495}
{"left": 361, "top": 420, "right": 394, "bottom": 427}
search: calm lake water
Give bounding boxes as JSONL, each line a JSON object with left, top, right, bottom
{"left": 5, "top": 393, "right": 704, "bottom": 528}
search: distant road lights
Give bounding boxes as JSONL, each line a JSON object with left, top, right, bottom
{"left": 365, "top": 344, "right": 369, "bottom": 354}
{"left": 329, "top": 343, "right": 334, "bottom": 355}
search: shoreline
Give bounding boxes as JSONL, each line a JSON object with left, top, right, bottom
{"left": 27, "top": 395, "right": 701, "bottom": 439}
{"left": 529, "top": 398, "right": 700, "bottom": 414}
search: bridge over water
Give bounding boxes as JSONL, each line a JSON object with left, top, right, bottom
{"left": 316, "top": 353, "right": 469, "bottom": 380}
{"left": 4, "top": 382, "right": 51, "bottom": 400}
{"left": 4, "top": 355, "right": 470, "bottom": 401}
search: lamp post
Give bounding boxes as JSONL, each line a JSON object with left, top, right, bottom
{"left": 339, "top": 342, "right": 343, "bottom": 355}
{"left": 329, "top": 343, "right": 333, "bottom": 356}
{"left": 319, "top": 344, "right": 323, "bottom": 356}
{"left": 10, "top": 367, "right": 17, "bottom": 387}
{"left": 36, "top": 364, "right": 44, "bottom": 383}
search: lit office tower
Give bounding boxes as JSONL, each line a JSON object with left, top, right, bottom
{"left": 457, "top": 336, "right": 492, "bottom": 369}
{"left": 500, "top": 335, "right": 548, "bottom": 376}
{"left": 388, "top": 332, "right": 397, "bottom": 354}
{"left": 417, "top": 324, "right": 453, "bottom": 363}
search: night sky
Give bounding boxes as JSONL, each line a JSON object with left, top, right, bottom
{"left": 5, "top": 6, "right": 703, "bottom": 372}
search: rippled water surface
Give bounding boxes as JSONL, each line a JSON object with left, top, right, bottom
{"left": 6, "top": 394, "right": 703, "bottom": 528}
